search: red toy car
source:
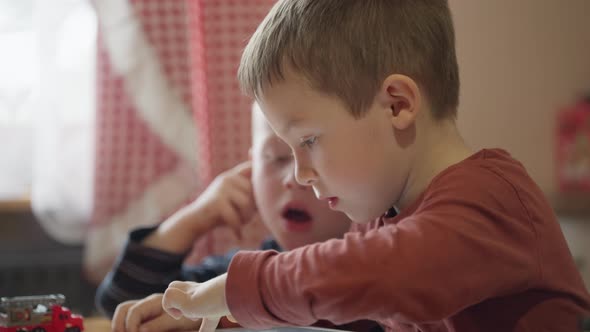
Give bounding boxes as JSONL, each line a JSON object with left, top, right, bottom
{"left": 0, "top": 294, "right": 83, "bottom": 332}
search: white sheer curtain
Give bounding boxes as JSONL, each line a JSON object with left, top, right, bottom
{"left": 31, "top": 0, "right": 97, "bottom": 244}
{"left": 0, "top": 0, "right": 96, "bottom": 244}
{"left": 0, "top": 1, "right": 36, "bottom": 200}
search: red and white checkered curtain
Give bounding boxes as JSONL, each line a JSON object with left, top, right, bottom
{"left": 184, "top": 0, "right": 276, "bottom": 265}
{"left": 84, "top": 0, "right": 274, "bottom": 283}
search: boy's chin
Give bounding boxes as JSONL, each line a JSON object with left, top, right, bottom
{"left": 344, "top": 211, "right": 375, "bottom": 224}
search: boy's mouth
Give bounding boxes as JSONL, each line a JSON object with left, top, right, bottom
{"left": 283, "top": 208, "right": 311, "bottom": 222}
{"left": 281, "top": 206, "right": 313, "bottom": 232}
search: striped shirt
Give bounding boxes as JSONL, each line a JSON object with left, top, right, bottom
{"left": 95, "top": 226, "right": 281, "bottom": 318}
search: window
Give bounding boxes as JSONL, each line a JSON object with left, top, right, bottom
{"left": 0, "top": 0, "right": 36, "bottom": 200}
{"left": 0, "top": 0, "right": 96, "bottom": 215}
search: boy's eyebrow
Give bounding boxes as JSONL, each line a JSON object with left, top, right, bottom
{"left": 284, "top": 117, "right": 304, "bottom": 133}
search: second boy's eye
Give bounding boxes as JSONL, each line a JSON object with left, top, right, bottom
{"left": 274, "top": 154, "right": 293, "bottom": 164}
{"left": 299, "top": 136, "right": 317, "bottom": 149}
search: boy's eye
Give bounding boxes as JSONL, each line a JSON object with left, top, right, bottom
{"left": 263, "top": 153, "right": 292, "bottom": 165}
{"left": 274, "top": 155, "right": 293, "bottom": 164}
{"left": 299, "top": 136, "right": 317, "bottom": 149}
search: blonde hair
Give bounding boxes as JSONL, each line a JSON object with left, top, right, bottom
{"left": 238, "top": 0, "right": 459, "bottom": 119}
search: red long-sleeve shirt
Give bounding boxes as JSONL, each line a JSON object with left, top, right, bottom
{"left": 227, "top": 149, "right": 590, "bottom": 331}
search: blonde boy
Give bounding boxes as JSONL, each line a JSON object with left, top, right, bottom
{"left": 100, "top": 105, "right": 354, "bottom": 332}
{"left": 163, "top": 1, "right": 590, "bottom": 331}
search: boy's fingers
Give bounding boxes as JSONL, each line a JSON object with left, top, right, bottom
{"left": 229, "top": 181, "right": 253, "bottom": 203}
{"left": 166, "top": 308, "right": 183, "bottom": 321}
{"left": 112, "top": 301, "right": 134, "bottom": 332}
{"left": 232, "top": 172, "right": 253, "bottom": 192}
{"left": 219, "top": 201, "right": 242, "bottom": 232}
{"left": 247, "top": 212, "right": 262, "bottom": 226}
{"left": 229, "top": 189, "right": 251, "bottom": 210}
{"left": 140, "top": 314, "right": 201, "bottom": 332}
{"left": 226, "top": 314, "right": 238, "bottom": 323}
{"left": 233, "top": 160, "right": 253, "bottom": 177}
{"left": 168, "top": 280, "right": 194, "bottom": 292}
{"left": 125, "top": 295, "right": 163, "bottom": 332}
{"left": 199, "top": 317, "right": 221, "bottom": 332}
{"left": 162, "top": 287, "right": 189, "bottom": 319}
{"left": 229, "top": 190, "right": 256, "bottom": 224}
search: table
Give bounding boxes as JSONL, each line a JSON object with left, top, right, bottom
{"left": 84, "top": 317, "right": 111, "bottom": 332}
{"left": 80, "top": 319, "right": 353, "bottom": 332}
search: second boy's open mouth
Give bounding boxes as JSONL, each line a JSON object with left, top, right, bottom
{"left": 281, "top": 206, "right": 313, "bottom": 232}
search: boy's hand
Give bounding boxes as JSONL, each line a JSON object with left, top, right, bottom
{"left": 142, "top": 161, "right": 257, "bottom": 253}
{"left": 162, "top": 274, "right": 232, "bottom": 332}
{"left": 189, "top": 161, "right": 257, "bottom": 235}
{"left": 111, "top": 294, "right": 200, "bottom": 332}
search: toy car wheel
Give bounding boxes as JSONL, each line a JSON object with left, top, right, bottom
{"left": 16, "top": 329, "right": 28, "bottom": 332}
{"left": 31, "top": 328, "right": 45, "bottom": 332}
{"left": 65, "top": 327, "right": 80, "bottom": 332}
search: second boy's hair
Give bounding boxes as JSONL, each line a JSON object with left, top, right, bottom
{"left": 238, "top": 0, "right": 460, "bottom": 119}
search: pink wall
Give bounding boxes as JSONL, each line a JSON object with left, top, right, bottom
{"left": 450, "top": 0, "right": 590, "bottom": 194}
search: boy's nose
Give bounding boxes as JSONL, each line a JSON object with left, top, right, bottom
{"left": 283, "top": 169, "right": 307, "bottom": 190}
{"left": 294, "top": 164, "right": 317, "bottom": 187}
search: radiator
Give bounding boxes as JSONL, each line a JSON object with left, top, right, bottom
{"left": 0, "top": 254, "right": 97, "bottom": 316}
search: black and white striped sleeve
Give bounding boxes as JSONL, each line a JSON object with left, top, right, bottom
{"left": 94, "top": 228, "right": 278, "bottom": 318}
{"left": 94, "top": 226, "right": 186, "bottom": 318}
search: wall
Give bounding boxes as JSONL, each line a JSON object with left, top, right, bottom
{"left": 449, "top": 0, "right": 590, "bottom": 286}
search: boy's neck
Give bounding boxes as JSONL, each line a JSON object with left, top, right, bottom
{"left": 396, "top": 119, "right": 473, "bottom": 211}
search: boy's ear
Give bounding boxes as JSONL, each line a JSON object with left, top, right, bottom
{"left": 377, "top": 74, "right": 421, "bottom": 130}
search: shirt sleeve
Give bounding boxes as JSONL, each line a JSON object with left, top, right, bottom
{"left": 95, "top": 226, "right": 243, "bottom": 318}
{"left": 226, "top": 166, "right": 540, "bottom": 328}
